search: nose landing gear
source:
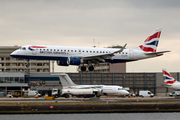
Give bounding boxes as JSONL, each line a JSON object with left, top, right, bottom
{"left": 26, "top": 59, "right": 30, "bottom": 68}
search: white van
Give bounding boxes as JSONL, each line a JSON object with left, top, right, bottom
{"left": 139, "top": 91, "right": 154, "bottom": 97}
{"left": 28, "top": 91, "right": 41, "bottom": 97}
{"left": 169, "top": 91, "right": 180, "bottom": 96}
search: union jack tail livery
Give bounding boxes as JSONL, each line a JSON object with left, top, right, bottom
{"left": 139, "top": 28, "right": 161, "bottom": 53}
{"left": 162, "top": 69, "right": 176, "bottom": 85}
{"left": 162, "top": 69, "right": 180, "bottom": 89}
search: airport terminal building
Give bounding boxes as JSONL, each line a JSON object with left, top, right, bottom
{"left": 29, "top": 72, "right": 177, "bottom": 96}
{"left": 0, "top": 71, "right": 178, "bottom": 97}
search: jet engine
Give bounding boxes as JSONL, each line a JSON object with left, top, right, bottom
{"left": 57, "top": 57, "right": 83, "bottom": 66}
{"left": 93, "top": 88, "right": 103, "bottom": 97}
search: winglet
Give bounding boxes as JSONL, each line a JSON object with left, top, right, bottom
{"left": 114, "top": 43, "right": 127, "bottom": 53}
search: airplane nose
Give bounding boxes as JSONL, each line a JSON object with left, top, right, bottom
{"left": 124, "top": 90, "right": 129, "bottom": 95}
{"left": 10, "top": 51, "right": 16, "bottom": 58}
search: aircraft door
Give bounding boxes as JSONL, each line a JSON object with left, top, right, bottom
{"left": 32, "top": 45, "right": 37, "bottom": 55}
{"left": 129, "top": 50, "right": 134, "bottom": 59}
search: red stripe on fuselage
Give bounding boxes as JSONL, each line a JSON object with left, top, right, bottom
{"left": 144, "top": 31, "right": 161, "bottom": 42}
{"left": 29, "top": 46, "right": 46, "bottom": 48}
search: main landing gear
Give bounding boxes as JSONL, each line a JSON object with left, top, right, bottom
{"left": 88, "top": 66, "right": 94, "bottom": 71}
{"left": 26, "top": 59, "right": 30, "bottom": 68}
{"left": 81, "top": 65, "right": 94, "bottom": 71}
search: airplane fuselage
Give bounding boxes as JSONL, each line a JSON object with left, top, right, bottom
{"left": 10, "top": 45, "right": 155, "bottom": 64}
{"left": 63, "top": 85, "right": 129, "bottom": 96}
{"left": 166, "top": 82, "right": 180, "bottom": 90}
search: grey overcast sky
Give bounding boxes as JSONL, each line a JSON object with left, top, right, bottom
{"left": 0, "top": 0, "right": 180, "bottom": 72}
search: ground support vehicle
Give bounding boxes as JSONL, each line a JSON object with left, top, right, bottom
{"left": 139, "top": 91, "right": 154, "bottom": 97}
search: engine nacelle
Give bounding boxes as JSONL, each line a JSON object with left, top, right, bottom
{"left": 69, "top": 57, "right": 82, "bottom": 65}
{"left": 57, "top": 57, "right": 69, "bottom": 66}
{"left": 95, "top": 88, "right": 103, "bottom": 97}
{"left": 57, "top": 57, "right": 83, "bottom": 66}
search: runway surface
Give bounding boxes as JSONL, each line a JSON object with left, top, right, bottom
{"left": 0, "top": 96, "right": 178, "bottom": 103}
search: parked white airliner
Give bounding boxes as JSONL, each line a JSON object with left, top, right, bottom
{"left": 10, "top": 28, "right": 170, "bottom": 71}
{"left": 162, "top": 69, "right": 180, "bottom": 89}
{"left": 52, "top": 73, "right": 129, "bottom": 96}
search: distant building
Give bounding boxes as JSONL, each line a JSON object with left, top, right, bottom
{"left": 0, "top": 46, "right": 50, "bottom": 73}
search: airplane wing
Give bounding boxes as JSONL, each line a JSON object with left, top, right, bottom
{"left": 145, "top": 51, "right": 170, "bottom": 55}
{"left": 79, "top": 44, "right": 127, "bottom": 62}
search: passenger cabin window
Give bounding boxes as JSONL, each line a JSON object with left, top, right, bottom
{"left": 71, "top": 50, "right": 73, "bottom": 52}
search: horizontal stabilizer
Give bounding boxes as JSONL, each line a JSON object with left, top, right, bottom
{"left": 145, "top": 51, "right": 170, "bottom": 55}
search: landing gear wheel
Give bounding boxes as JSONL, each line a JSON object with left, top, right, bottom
{"left": 88, "top": 66, "right": 94, "bottom": 71}
{"left": 65, "top": 94, "right": 70, "bottom": 98}
{"left": 26, "top": 63, "right": 30, "bottom": 67}
{"left": 81, "top": 66, "right": 86, "bottom": 71}
{"left": 26, "top": 59, "right": 30, "bottom": 68}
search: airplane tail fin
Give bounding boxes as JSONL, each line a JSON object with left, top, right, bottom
{"left": 51, "top": 73, "right": 76, "bottom": 87}
{"left": 134, "top": 28, "right": 161, "bottom": 53}
{"left": 162, "top": 69, "right": 177, "bottom": 85}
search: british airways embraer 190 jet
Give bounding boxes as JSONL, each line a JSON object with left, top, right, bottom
{"left": 10, "top": 28, "right": 170, "bottom": 71}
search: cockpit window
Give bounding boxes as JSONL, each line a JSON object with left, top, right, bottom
{"left": 118, "top": 88, "right": 124, "bottom": 90}
{"left": 22, "top": 47, "right": 26, "bottom": 50}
